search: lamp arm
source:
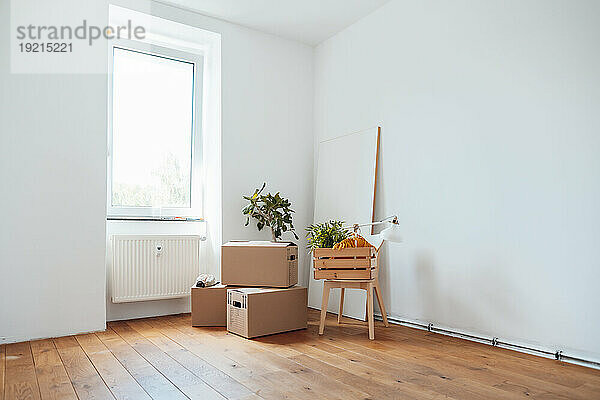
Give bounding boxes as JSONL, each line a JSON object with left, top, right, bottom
{"left": 342, "top": 215, "right": 399, "bottom": 232}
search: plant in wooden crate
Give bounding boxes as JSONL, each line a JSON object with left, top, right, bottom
{"left": 242, "top": 183, "right": 299, "bottom": 242}
{"left": 307, "top": 221, "right": 377, "bottom": 280}
{"left": 305, "top": 220, "right": 351, "bottom": 251}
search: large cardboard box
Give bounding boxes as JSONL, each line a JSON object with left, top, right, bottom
{"left": 221, "top": 241, "right": 298, "bottom": 287}
{"left": 191, "top": 284, "right": 228, "bottom": 326}
{"left": 227, "top": 286, "right": 307, "bottom": 338}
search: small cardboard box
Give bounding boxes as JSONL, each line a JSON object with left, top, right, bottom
{"left": 191, "top": 284, "right": 228, "bottom": 326}
{"left": 221, "top": 241, "right": 298, "bottom": 288}
{"left": 227, "top": 286, "right": 307, "bottom": 338}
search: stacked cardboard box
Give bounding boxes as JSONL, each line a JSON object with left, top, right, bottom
{"left": 191, "top": 241, "right": 307, "bottom": 338}
{"left": 221, "top": 241, "right": 298, "bottom": 287}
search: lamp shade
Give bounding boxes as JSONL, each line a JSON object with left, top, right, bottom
{"left": 380, "top": 223, "right": 402, "bottom": 243}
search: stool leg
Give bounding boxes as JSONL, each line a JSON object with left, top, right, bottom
{"left": 367, "top": 283, "right": 374, "bottom": 340}
{"left": 319, "top": 282, "right": 331, "bottom": 335}
{"left": 374, "top": 281, "right": 389, "bottom": 327}
{"left": 338, "top": 288, "right": 345, "bottom": 324}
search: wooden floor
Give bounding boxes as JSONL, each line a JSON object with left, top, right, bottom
{"left": 2, "top": 309, "right": 599, "bottom": 400}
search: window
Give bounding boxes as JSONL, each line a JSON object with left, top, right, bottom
{"left": 108, "top": 45, "right": 202, "bottom": 217}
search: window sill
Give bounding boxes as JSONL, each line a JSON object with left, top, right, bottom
{"left": 107, "top": 216, "right": 204, "bottom": 222}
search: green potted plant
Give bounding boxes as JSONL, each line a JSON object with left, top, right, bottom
{"left": 242, "top": 183, "right": 299, "bottom": 242}
{"left": 305, "top": 220, "right": 351, "bottom": 251}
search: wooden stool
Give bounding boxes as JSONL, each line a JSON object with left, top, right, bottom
{"left": 318, "top": 278, "right": 389, "bottom": 339}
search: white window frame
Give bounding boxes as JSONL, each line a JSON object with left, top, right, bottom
{"left": 107, "top": 39, "right": 203, "bottom": 218}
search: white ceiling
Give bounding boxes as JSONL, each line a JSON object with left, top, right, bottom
{"left": 158, "top": 0, "right": 390, "bottom": 46}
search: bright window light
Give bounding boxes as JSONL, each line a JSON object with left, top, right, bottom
{"left": 111, "top": 47, "right": 195, "bottom": 209}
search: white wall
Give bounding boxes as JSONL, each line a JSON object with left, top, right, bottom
{"left": 314, "top": 0, "right": 600, "bottom": 360}
{"left": 0, "top": 0, "right": 314, "bottom": 339}
{"left": 0, "top": 0, "right": 108, "bottom": 343}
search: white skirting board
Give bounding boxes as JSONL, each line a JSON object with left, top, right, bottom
{"left": 314, "top": 307, "right": 600, "bottom": 370}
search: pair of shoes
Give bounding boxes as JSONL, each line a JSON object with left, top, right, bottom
{"left": 195, "top": 274, "right": 218, "bottom": 288}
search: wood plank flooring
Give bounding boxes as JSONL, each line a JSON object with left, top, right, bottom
{"left": 2, "top": 309, "right": 599, "bottom": 399}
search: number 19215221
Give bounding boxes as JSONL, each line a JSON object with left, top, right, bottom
{"left": 19, "top": 42, "right": 73, "bottom": 53}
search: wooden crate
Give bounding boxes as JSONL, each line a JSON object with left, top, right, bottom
{"left": 312, "top": 247, "right": 377, "bottom": 280}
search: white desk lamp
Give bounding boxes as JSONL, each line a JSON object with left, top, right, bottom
{"left": 345, "top": 215, "right": 402, "bottom": 244}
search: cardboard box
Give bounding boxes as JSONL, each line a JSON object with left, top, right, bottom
{"left": 227, "top": 286, "right": 307, "bottom": 338}
{"left": 221, "top": 241, "right": 298, "bottom": 288}
{"left": 191, "top": 284, "right": 228, "bottom": 326}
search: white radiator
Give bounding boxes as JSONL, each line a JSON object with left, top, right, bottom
{"left": 110, "top": 235, "right": 201, "bottom": 303}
